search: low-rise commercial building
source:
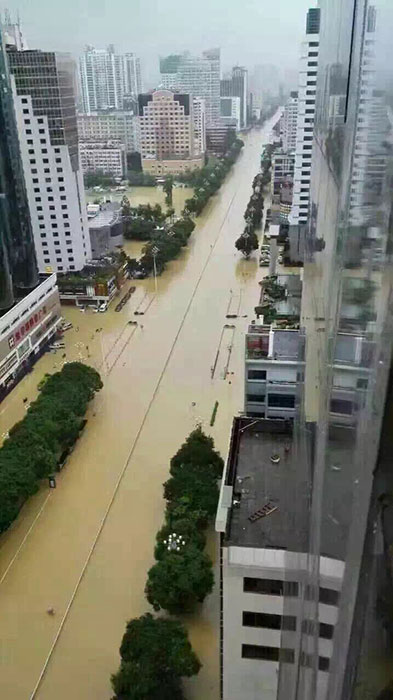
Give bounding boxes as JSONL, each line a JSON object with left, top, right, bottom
{"left": 79, "top": 140, "right": 126, "bottom": 177}
{"left": 57, "top": 253, "right": 128, "bottom": 308}
{"left": 0, "top": 274, "right": 62, "bottom": 401}
{"left": 216, "top": 416, "right": 344, "bottom": 700}
{"left": 206, "top": 125, "right": 236, "bottom": 156}
{"left": 77, "top": 112, "right": 139, "bottom": 153}
{"left": 88, "top": 202, "right": 123, "bottom": 258}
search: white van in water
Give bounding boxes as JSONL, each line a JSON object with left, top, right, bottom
{"left": 98, "top": 302, "right": 108, "bottom": 313}
{"left": 50, "top": 342, "right": 66, "bottom": 350}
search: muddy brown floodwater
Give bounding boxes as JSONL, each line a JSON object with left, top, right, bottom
{"left": 0, "top": 122, "right": 276, "bottom": 700}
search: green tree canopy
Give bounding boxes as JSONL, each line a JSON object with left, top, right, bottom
{"left": 235, "top": 231, "right": 259, "bottom": 258}
{"left": 145, "top": 545, "right": 214, "bottom": 613}
{"left": 111, "top": 613, "right": 200, "bottom": 699}
{"left": 170, "top": 426, "right": 223, "bottom": 479}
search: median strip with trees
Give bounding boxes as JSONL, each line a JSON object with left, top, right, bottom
{"left": 0, "top": 362, "right": 102, "bottom": 533}
{"left": 111, "top": 426, "right": 223, "bottom": 699}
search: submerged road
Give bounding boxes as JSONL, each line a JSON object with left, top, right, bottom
{"left": 0, "top": 120, "right": 276, "bottom": 699}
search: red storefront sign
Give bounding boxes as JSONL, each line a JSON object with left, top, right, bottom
{"left": 8, "top": 306, "right": 47, "bottom": 350}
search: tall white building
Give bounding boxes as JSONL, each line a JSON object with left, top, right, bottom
{"left": 7, "top": 48, "right": 91, "bottom": 273}
{"left": 159, "top": 49, "right": 220, "bottom": 126}
{"left": 77, "top": 112, "right": 139, "bottom": 153}
{"left": 79, "top": 45, "right": 142, "bottom": 113}
{"left": 138, "top": 90, "right": 204, "bottom": 175}
{"left": 193, "top": 97, "right": 206, "bottom": 155}
{"left": 289, "top": 8, "right": 320, "bottom": 226}
{"left": 282, "top": 91, "right": 298, "bottom": 152}
{"left": 220, "top": 96, "right": 241, "bottom": 131}
{"left": 124, "top": 53, "right": 142, "bottom": 98}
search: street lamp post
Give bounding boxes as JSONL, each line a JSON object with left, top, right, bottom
{"left": 151, "top": 245, "right": 159, "bottom": 294}
{"left": 163, "top": 533, "right": 186, "bottom": 552}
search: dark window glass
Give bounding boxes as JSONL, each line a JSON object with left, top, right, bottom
{"left": 268, "top": 394, "right": 295, "bottom": 408}
{"left": 319, "top": 587, "right": 339, "bottom": 605}
{"left": 319, "top": 656, "right": 330, "bottom": 672}
{"left": 330, "top": 399, "right": 353, "bottom": 415}
{"left": 247, "top": 394, "right": 265, "bottom": 403}
{"left": 248, "top": 370, "right": 267, "bottom": 380}
{"left": 242, "top": 644, "right": 279, "bottom": 661}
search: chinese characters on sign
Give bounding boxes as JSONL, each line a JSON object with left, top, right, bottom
{"left": 8, "top": 306, "right": 47, "bottom": 350}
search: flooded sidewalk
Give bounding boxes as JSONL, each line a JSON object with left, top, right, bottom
{"left": 0, "top": 126, "right": 275, "bottom": 700}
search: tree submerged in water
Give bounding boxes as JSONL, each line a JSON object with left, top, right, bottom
{"left": 235, "top": 231, "right": 259, "bottom": 258}
{"left": 111, "top": 613, "right": 200, "bottom": 700}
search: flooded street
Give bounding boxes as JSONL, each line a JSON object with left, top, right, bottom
{"left": 0, "top": 123, "right": 275, "bottom": 700}
{"left": 85, "top": 184, "right": 194, "bottom": 214}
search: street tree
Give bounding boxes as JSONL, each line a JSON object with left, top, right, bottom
{"left": 235, "top": 231, "right": 259, "bottom": 258}
{"left": 111, "top": 613, "right": 200, "bottom": 700}
{"left": 170, "top": 426, "right": 223, "bottom": 479}
{"left": 145, "top": 545, "right": 214, "bottom": 613}
{"left": 163, "top": 176, "right": 174, "bottom": 206}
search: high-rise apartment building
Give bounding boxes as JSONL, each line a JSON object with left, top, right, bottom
{"left": 289, "top": 8, "right": 320, "bottom": 226}
{"left": 124, "top": 53, "right": 142, "bottom": 98}
{"left": 0, "top": 25, "right": 61, "bottom": 397}
{"left": 220, "top": 96, "right": 241, "bottom": 130}
{"left": 138, "top": 90, "right": 204, "bottom": 175}
{"left": 0, "top": 29, "right": 38, "bottom": 311}
{"left": 282, "top": 91, "right": 298, "bottom": 152}
{"left": 79, "top": 45, "right": 142, "bottom": 113}
{"left": 220, "top": 66, "right": 248, "bottom": 129}
{"left": 7, "top": 47, "right": 91, "bottom": 273}
{"left": 159, "top": 49, "right": 220, "bottom": 126}
{"left": 192, "top": 97, "right": 206, "bottom": 155}
{"left": 217, "top": 2, "right": 393, "bottom": 700}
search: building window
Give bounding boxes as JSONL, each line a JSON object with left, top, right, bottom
{"left": 242, "top": 645, "right": 279, "bottom": 661}
{"left": 243, "top": 577, "right": 298, "bottom": 596}
{"left": 319, "top": 622, "right": 334, "bottom": 639}
{"left": 69, "top": 265, "right": 75, "bottom": 270}
{"left": 247, "top": 394, "right": 265, "bottom": 403}
{"left": 39, "top": 128, "right": 45, "bottom": 134}
{"left": 319, "top": 587, "right": 339, "bottom": 605}
{"left": 268, "top": 394, "right": 295, "bottom": 408}
{"left": 319, "top": 657, "right": 330, "bottom": 672}
{"left": 330, "top": 398, "right": 353, "bottom": 415}
{"left": 44, "top": 258, "right": 50, "bottom": 264}
{"left": 243, "top": 611, "right": 296, "bottom": 631}
{"left": 248, "top": 369, "right": 267, "bottom": 380}
{"left": 26, "top": 129, "right": 32, "bottom": 135}
{"left": 30, "top": 159, "right": 36, "bottom": 165}
{"left": 56, "top": 257, "right": 62, "bottom": 263}
{"left": 24, "top": 118, "right": 30, "bottom": 124}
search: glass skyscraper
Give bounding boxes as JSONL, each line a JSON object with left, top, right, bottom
{"left": 0, "top": 27, "right": 37, "bottom": 311}
{"left": 279, "top": 1, "right": 393, "bottom": 698}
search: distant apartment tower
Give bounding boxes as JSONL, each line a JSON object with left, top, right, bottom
{"left": 220, "top": 66, "right": 248, "bottom": 129}
{"left": 7, "top": 47, "right": 91, "bottom": 273}
{"left": 289, "top": 8, "right": 320, "bottom": 226}
{"left": 138, "top": 90, "right": 205, "bottom": 175}
{"left": 282, "top": 91, "right": 298, "bottom": 151}
{"left": 159, "top": 49, "right": 220, "bottom": 126}
{"left": 193, "top": 97, "right": 206, "bottom": 155}
{"left": 220, "top": 96, "right": 241, "bottom": 131}
{"left": 79, "top": 45, "right": 142, "bottom": 113}
{"left": 124, "top": 53, "right": 142, "bottom": 98}
{"left": 0, "top": 27, "right": 38, "bottom": 310}
{"left": 77, "top": 112, "right": 139, "bottom": 153}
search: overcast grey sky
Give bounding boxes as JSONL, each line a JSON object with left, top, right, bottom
{"left": 4, "top": 0, "right": 314, "bottom": 87}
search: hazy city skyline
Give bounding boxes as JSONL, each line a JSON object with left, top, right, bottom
{"left": 3, "top": 0, "right": 313, "bottom": 87}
